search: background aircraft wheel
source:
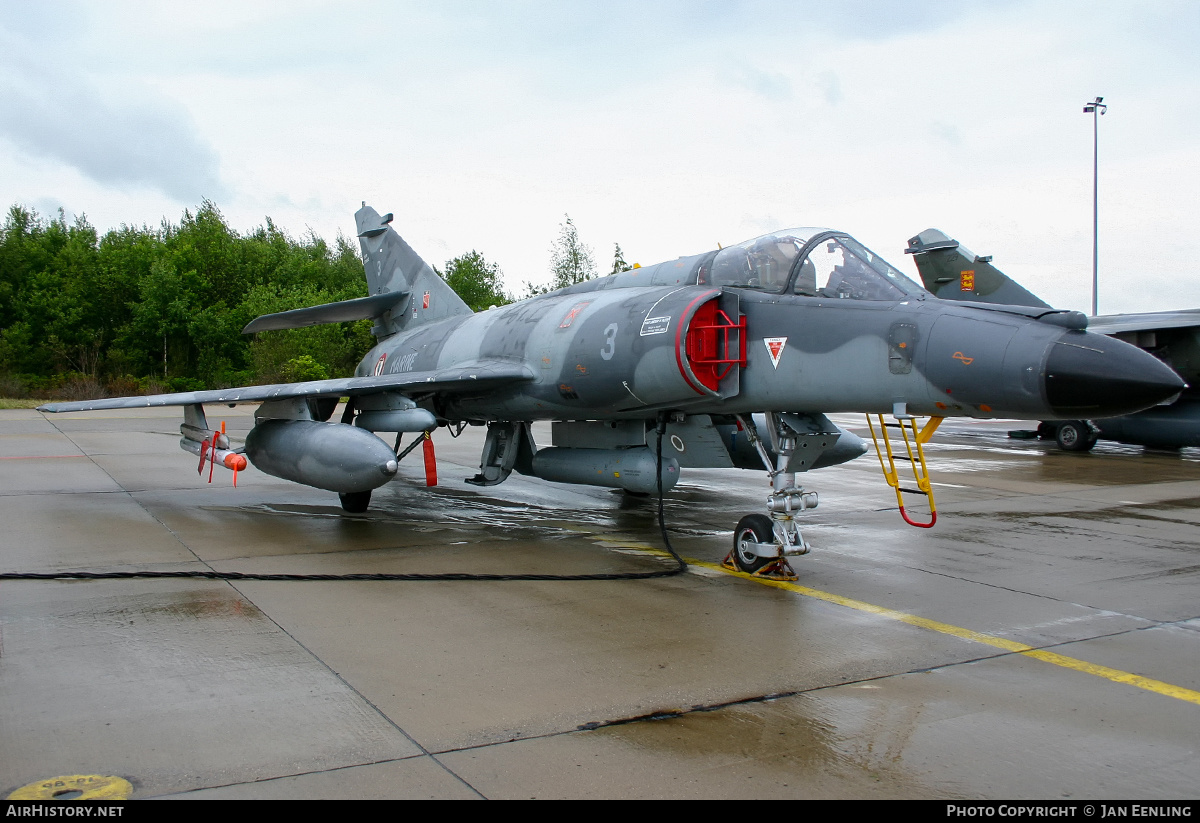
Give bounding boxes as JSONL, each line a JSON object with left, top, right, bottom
{"left": 339, "top": 491, "right": 372, "bottom": 513}
{"left": 732, "top": 513, "right": 775, "bottom": 574}
{"left": 1056, "top": 420, "right": 1096, "bottom": 452}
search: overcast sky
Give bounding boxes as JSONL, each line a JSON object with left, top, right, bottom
{"left": 2, "top": 1, "right": 1197, "bottom": 314}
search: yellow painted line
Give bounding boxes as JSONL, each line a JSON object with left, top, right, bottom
{"left": 690, "top": 557, "right": 1200, "bottom": 707}
{"left": 1020, "top": 649, "right": 1200, "bottom": 705}
{"left": 583, "top": 529, "right": 1200, "bottom": 708}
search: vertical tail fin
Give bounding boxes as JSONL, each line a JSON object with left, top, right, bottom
{"left": 355, "top": 204, "right": 472, "bottom": 337}
{"left": 906, "top": 229, "right": 1051, "bottom": 309}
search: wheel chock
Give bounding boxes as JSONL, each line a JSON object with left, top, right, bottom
{"left": 720, "top": 551, "right": 799, "bottom": 582}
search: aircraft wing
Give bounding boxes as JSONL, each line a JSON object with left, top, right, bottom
{"left": 37, "top": 361, "right": 535, "bottom": 413}
{"left": 1086, "top": 309, "right": 1200, "bottom": 336}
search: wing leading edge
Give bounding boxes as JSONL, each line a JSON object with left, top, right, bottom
{"left": 1086, "top": 309, "right": 1200, "bottom": 336}
{"left": 37, "top": 361, "right": 536, "bottom": 413}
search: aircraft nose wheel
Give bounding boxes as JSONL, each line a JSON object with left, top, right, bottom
{"left": 732, "top": 514, "right": 774, "bottom": 573}
{"left": 1055, "top": 420, "right": 1098, "bottom": 452}
{"left": 339, "top": 490, "right": 372, "bottom": 513}
{"left": 724, "top": 513, "right": 799, "bottom": 581}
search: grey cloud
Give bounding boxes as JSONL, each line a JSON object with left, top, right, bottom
{"left": 736, "top": 68, "right": 793, "bottom": 101}
{"left": 817, "top": 72, "right": 842, "bottom": 106}
{"left": 820, "top": 0, "right": 1015, "bottom": 41}
{"left": 931, "top": 121, "right": 962, "bottom": 146}
{"left": 0, "top": 34, "right": 225, "bottom": 202}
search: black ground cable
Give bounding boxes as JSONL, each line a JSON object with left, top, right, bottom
{"left": 0, "top": 422, "right": 688, "bottom": 583}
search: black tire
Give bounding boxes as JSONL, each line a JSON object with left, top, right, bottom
{"left": 339, "top": 490, "right": 372, "bottom": 513}
{"left": 1056, "top": 420, "right": 1096, "bottom": 452}
{"left": 732, "top": 513, "right": 775, "bottom": 574}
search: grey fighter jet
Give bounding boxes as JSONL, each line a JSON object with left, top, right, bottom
{"left": 40, "top": 206, "right": 1184, "bottom": 575}
{"left": 907, "top": 228, "right": 1200, "bottom": 451}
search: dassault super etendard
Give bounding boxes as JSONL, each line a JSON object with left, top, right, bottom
{"left": 41, "top": 204, "right": 1184, "bottom": 577}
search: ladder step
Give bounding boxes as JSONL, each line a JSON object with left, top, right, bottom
{"left": 867, "top": 413, "right": 938, "bottom": 529}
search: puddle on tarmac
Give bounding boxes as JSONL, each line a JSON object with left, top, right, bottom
{"left": 206, "top": 489, "right": 681, "bottom": 543}
{"left": 1135, "top": 496, "right": 1200, "bottom": 511}
{"left": 591, "top": 693, "right": 938, "bottom": 795}
{"left": 594, "top": 696, "right": 841, "bottom": 765}
{"left": 81, "top": 589, "right": 265, "bottom": 625}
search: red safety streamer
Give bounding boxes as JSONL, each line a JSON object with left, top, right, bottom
{"left": 422, "top": 431, "right": 437, "bottom": 487}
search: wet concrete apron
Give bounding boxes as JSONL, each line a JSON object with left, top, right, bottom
{"left": 1, "top": 408, "right": 1197, "bottom": 799}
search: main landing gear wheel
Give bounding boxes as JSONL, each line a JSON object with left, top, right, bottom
{"left": 339, "top": 490, "right": 372, "bottom": 513}
{"left": 730, "top": 514, "right": 774, "bottom": 574}
{"left": 1056, "top": 420, "right": 1097, "bottom": 452}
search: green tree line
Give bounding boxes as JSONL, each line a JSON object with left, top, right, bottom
{"left": 0, "top": 202, "right": 624, "bottom": 400}
{"left": 0, "top": 201, "right": 374, "bottom": 399}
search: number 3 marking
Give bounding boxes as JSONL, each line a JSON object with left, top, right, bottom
{"left": 600, "top": 323, "right": 618, "bottom": 361}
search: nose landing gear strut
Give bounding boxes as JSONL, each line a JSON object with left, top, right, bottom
{"left": 722, "top": 412, "right": 822, "bottom": 581}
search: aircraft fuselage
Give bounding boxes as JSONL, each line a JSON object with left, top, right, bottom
{"left": 358, "top": 271, "right": 1178, "bottom": 427}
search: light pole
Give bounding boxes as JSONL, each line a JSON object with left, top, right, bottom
{"left": 1083, "top": 96, "right": 1106, "bottom": 316}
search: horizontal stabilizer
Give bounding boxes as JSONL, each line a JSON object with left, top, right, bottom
{"left": 38, "top": 361, "right": 536, "bottom": 413}
{"left": 242, "top": 292, "right": 409, "bottom": 334}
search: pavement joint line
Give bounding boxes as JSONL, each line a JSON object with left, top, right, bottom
{"left": 584, "top": 530, "right": 1200, "bottom": 708}
{"left": 217, "top": 574, "right": 488, "bottom": 800}
{"left": 916, "top": 566, "right": 1198, "bottom": 632}
{"left": 12, "top": 420, "right": 491, "bottom": 797}
{"left": 913, "top": 564, "right": 1115, "bottom": 605}
{"left": 28, "top": 415, "right": 484, "bottom": 789}
{"left": 422, "top": 661, "right": 994, "bottom": 757}
{"left": 704, "top": 557, "right": 1200, "bottom": 707}
{"left": 149, "top": 753, "right": 436, "bottom": 798}
{"left": 0, "top": 454, "right": 87, "bottom": 459}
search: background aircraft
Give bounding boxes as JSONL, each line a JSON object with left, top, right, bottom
{"left": 907, "top": 229, "right": 1200, "bottom": 451}
{"left": 39, "top": 206, "right": 1184, "bottom": 577}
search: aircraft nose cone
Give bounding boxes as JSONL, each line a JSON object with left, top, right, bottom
{"left": 1045, "top": 333, "right": 1185, "bottom": 417}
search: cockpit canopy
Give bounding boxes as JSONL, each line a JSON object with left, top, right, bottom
{"left": 703, "top": 229, "right": 928, "bottom": 301}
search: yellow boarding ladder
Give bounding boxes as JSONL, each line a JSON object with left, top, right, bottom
{"left": 866, "top": 414, "right": 944, "bottom": 528}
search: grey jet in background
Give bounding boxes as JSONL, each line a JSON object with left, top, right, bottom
{"left": 907, "top": 228, "right": 1199, "bottom": 452}
{"left": 40, "top": 205, "right": 1184, "bottom": 576}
